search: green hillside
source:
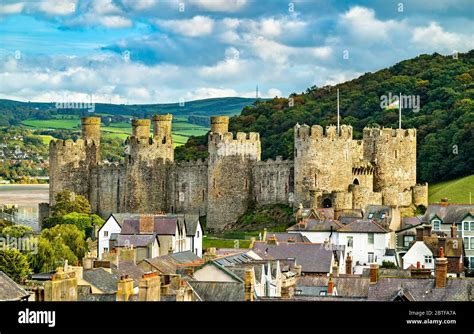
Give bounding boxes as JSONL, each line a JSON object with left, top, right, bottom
{"left": 429, "top": 175, "right": 474, "bottom": 204}
{"left": 178, "top": 50, "right": 474, "bottom": 184}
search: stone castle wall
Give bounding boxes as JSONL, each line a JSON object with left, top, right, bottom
{"left": 49, "top": 116, "right": 425, "bottom": 231}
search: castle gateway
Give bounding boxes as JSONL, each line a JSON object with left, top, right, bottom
{"left": 49, "top": 116, "right": 428, "bottom": 231}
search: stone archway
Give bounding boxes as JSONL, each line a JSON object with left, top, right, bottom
{"left": 322, "top": 197, "right": 332, "bottom": 208}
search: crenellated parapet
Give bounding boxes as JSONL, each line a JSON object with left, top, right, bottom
{"left": 208, "top": 131, "right": 261, "bottom": 161}
{"left": 294, "top": 124, "right": 353, "bottom": 140}
{"left": 363, "top": 127, "right": 416, "bottom": 140}
{"left": 175, "top": 158, "right": 209, "bottom": 168}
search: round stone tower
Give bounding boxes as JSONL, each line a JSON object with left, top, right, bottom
{"left": 210, "top": 116, "right": 229, "bottom": 134}
{"left": 81, "top": 117, "right": 101, "bottom": 145}
{"left": 132, "top": 119, "right": 151, "bottom": 139}
{"left": 152, "top": 114, "right": 172, "bottom": 142}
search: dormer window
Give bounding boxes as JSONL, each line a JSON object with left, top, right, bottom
{"left": 368, "top": 212, "right": 374, "bottom": 219}
{"left": 432, "top": 220, "right": 440, "bottom": 231}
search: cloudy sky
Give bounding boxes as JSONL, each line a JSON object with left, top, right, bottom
{"left": 0, "top": 0, "right": 473, "bottom": 104}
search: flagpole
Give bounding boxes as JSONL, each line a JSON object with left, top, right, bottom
{"left": 337, "top": 88, "right": 340, "bottom": 134}
{"left": 399, "top": 92, "right": 402, "bottom": 129}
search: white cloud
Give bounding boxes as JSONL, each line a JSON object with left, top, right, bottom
{"left": 340, "top": 6, "right": 400, "bottom": 42}
{"left": 36, "top": 0, "right": 77, "bottom": 16}
{"left": 121, "top": 0, "right": 157, "bottom": 11}
{"left": 91, "top": 0, "right": 121, "bottom": 15}
{"left": 156, "top": 16, "right": 214, "bottom": 37}
{"left": 191, "top": 0, "right": 247, "bottom": 12}
{"left": 0, "top": 2, "right": 24, "bottom": 15}
{"left": 267, "top": 88, "right": 282, "bottom": 97}
{"left": 411, "top": 22, "right": 474, "bottom": 51}
{"left": 100, "top": 15, "right": 132, "bottom": 28}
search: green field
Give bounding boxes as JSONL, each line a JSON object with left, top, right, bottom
{"left": 428, "top": 175, "right": 474, "bottom": 204}
{"left": 202, "top": 236, "right": 251, "bottom": 250}
{"left": 21, "top": 116, "right": 208, "bottom": 147}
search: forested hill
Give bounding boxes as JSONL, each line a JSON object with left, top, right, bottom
{"left": 177, "top": 50, "right": 474, "bottom": 184}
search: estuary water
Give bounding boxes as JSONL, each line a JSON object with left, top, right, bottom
{"left": 0, "top": 184, "right": 49, "bottom": 231}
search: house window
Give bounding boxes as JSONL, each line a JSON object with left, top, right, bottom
{"left": 368, "top": 212, "right": 374, "bottom": 219}
{"left": 470, "top": 237, "right": 474, "bottom": 250}
{"left": 424, "top": 255, "right": 433, "bottom": 264}
{"left": 368, "top": 233, "right": 374, "bottom": 245}
{"left": 368, "top": 252, "right": 374, "bottom": 263}
{"left": 347, "top": 236, "right": 353, "bottom": 248}
{"left": 464, "top": 221, "right": 469, "bottom": 231}
{"left": 104, "top": 247, "right": 109, "bottom": 253}
{"left": 404, "top": 235, "right": 415, "bottom": 248}
{"left": 197, "top": 231, "right": 200, "bottom": 238}
{"left": 470, "top": 257, "right": 474, "bottom": 269}
{"left": 432, "top": 220, "right": 440, "bottom": 230}
{"left": 195, "top": 248, "right": 198, "bottom": 254}
{"left": 470, "top": 222, "right": 474, "bottom": 231}
{"left": 104, "top": 231, "right": 109, "bottom": 237}
{"left": 465, "top": 237, "right": 470, "bottom": 250}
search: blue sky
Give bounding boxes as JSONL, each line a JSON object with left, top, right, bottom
{"left": 0, "top": 0, "right": 473, "bottom": 104}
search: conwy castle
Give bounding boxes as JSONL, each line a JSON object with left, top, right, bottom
{"left": 49, "top": 115, "right": 428, "bottom": 231}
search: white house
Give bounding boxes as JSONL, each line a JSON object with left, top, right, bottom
{"left": 182, "top": 215, "right": 203, "bottom": 257}
{"left": 402, "top": 241, "right": 434, "bottom": 270}
{"left": 97, "top": 215, "right": 123, "bottom": 260}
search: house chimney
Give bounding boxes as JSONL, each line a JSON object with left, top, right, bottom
{"left": 438, "top": 237, "right": 446, "bottom": 255}
{"left": 138, "top": 272, "right": 161, "bottom": 301}
{"left": 369, "top": 263, "right": 379, "bottom": 284}
{"left": 435, "top": 247, "right": 448, "bottom": 289}
{"left": 116, "top": 275, "right": 134, "bottom": 301}
{"left": 203, "top": 247, "right": 217, "bottom": 262}
{"left": 266, "top": 235, "right": 278, "bottom": 245}
{"left": 294, "top": 264, "right": 302, "bottom": 277}
{"left": 423, "top": 225, "right": 432, "bottom": 238}
{"left": 244, "top": 269, "right": 255, "bottom": 302}
{"left": 415, "top": 227, "right": 424, "bottom": 241}
{"left": 417, "top": 261, "right": 420, "bottom": 269}
{"left": 327, "top": 274, "right": 335, "bottom": 295}
{"left": 440, "top": 197, "right": 449, "bottom": 206}
{"left": 450, "top": 224, "right": 457, "bottom": 238}
{"left": 345, "top": 254, "right": 352, "bottom": 275}
{"left": 262, "top": 228, "right": 267, "bottom": 241}
{"left": 332, "top": 261, "right": 339, "bottom": 277}
{"left": 139, "top": 215, "right": 155, "bottom": 234}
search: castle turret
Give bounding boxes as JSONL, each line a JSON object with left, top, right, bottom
{"left": 294, "top": 124, "right": 353, "bottom": 207}
{"left": 210, "top": 116, "right": 229, "bottom": 134}
{"left": 153, "top": 114, "right": 173, "bottom": 143}
{"left": 81, "top": 117, "right": 101, "bottom": 145}
{"left": 207, "top": 116, "right": 260, "bottom": 231}
{"left": 132, "top": 119, "right": 151, "bottom": 139}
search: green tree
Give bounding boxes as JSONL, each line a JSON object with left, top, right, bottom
{"left": 43, "top": 212, "right": 104, "bottom": 239}
{"left": 0, "top": 249, "right": 30, "bottom": 283}
{"left": 41, "top": 224, "right": 87, "bottom": 260}
{"left": 28, "top": 236, "right": 77, "bottom": 273}
{"left": 50, "top": 190, "right": 91, "bottom": 217}
{"left": 1, "top": 224, "right": 33, "bottom": 238}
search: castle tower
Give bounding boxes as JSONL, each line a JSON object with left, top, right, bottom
{"left": 132, "top": 119, "right": 151, "bottom": 139}
{"left": 294, "top": 124, "right": 353, "bottom": 207}
{"left": 210, "top": 116, "right": 229, "bottom": 134}
{"left": 153, "top": 114, "right": 173, "bottom": 143}
{"left": 363, "top": 128, "right": 417, "bottom": 192}
{"left": 207, "top": 116, "right": 261, "bottom": 231}
{"left": 81, "top": 116, "right": 101, "bottom": 145}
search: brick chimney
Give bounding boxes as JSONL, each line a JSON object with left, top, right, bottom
{"left": 435, "top": 247, "right": 448, "bottom": 289}
{"left": 266, "top": 235, "right": 278, "bottom": 245}
{"left": 116, "top": 275, "right": 134, "bottom": 301}
{"left": 369, "top": 263, "right": 378, "bottom": 284}
{"left": 423, "top": 225, "right": 432, "bottom": 238}
{"left": 327, "top": 274, "right": 335, "bottom": 295}
{"left": 138, "top": 272, "right": 161, "bottom": 301}
{"left": 139, "top": 215, "right": 155, "bottom": 234}
{"left": 244, "top": 269, "right": 255, "bottom": 302}
{"left": 450, "top": 224, "right": 457, "bottom": 238}
{"left": 438, "top": 237, "right": 446, "bottom": 255}
{"left": 332, "top": 261, "right": 339, "bottom": 277}
{"left": 410, "top": 261, "right": 432, "bottom": 278}
{"left": 415, "top": 227, "right": 424, "bottom": 241}
{"left": 345, "top": 254, "right": 352, "bottom": 275}
{"left": 294, "top": 264, "right": 302, "bottom": 277}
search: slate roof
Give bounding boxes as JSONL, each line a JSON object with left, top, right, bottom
{"left": 120, "top": 215, "right": 183, "bottom": 235}
{"left": 214, "top": 252, "right": 256, "bottom": 267}
{"left": 368, "top": 277, "right": 474, "bottom": 301}
{"left": 109, "top": 213, "right": 140, "bottom": 227}
{"left": 0, "top": 271, "right": 30, "bottom": 301}
{"left": 287, "top": 219, "right": 343, "bottom": 232}
{"left": 82, "top": 268, "right": 119, "bottom": 294}
{"left": 363, "top": 205, "right": 391, "bottom": 222}
{"left": 338, "top": 219, "right": 391, "bottom": 233}
{"left": 226, "top": 260, "right": 281, "bottom": 281}
{"left": 111, "top": 261, "right": 146, "bottom": 287}
{"left": 265, "top": 232, "right": 310, "bottom": 242}
{"left": 179, "top": 214, "right": 200, "bottom": 236}
{"left": 141, "top": 251, "right": 201, "bottom": 275}
{"left": 252, "top": 241, "right": 339, "bottom": 274}
{"left": 297, "top": 276, "right": 370, "bottom": 298}
{"left": 402, "top": 216, "right": 423, "bottom": 228}
{"left": 117, "top": 234, "right": 157, "bottom": 248}
{"left": 422, "top": 204, "right": 474, "bottom": 225}
{"left": 188, "top": 281, "right": 245, "bottom": 301}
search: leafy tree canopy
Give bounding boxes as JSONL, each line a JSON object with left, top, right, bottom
{"left": 50, "top": 190, "right": 91, "bottom": 217}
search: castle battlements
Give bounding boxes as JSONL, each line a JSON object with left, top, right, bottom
{"left": 254, "top": 156, "right": 293, "bottom": 166}
{"left": 209, "top": 131, "right": 260, "bottom": 143}
{"left": 175, "top": 158, "right": 209, "bottom": 168}
{"left": 363, "top": 127, "right": 416, "bottom": 139}
{"left": 295, "top": 124, "right": 353, "bottom": 140}
{"left": 49, "top": 138, "right": 99, "bottom": 151}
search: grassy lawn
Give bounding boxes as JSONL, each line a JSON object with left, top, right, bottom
{"left": 203, "top": 237, "right": 251, "bottom": 250}
{"left": 37, "top": 135, "right": 55, "bottom": 144}
{"left": 429, "top": 175, "right": 474, "bottom": 204}
{"left": 22, "top": 119, "right": 80, "bottom": 129}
